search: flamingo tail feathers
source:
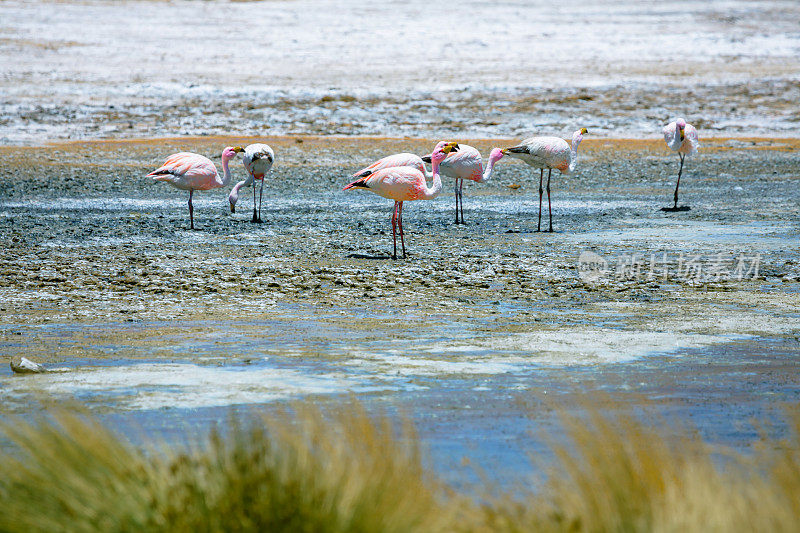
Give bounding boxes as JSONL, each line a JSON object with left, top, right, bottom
{"left": 147, "top": 169, "right": 177, "bottom": 180}
{"left": 343, "top": 176, "right": 371, "bottom": 191}
{"left": 503, "top": 145, "right": 529, "bottom": 154}
{"left": 352, "top": 169, "right": 374, "bottom": 179}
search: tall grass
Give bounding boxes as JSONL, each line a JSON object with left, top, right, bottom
{"left": 1, "top": 399, "right": 799, "bottom": 532}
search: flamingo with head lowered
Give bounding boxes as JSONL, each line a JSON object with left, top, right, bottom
{"left": 229, "top": 143, "right": 275, "bottom": 222}
{"left": 343, "top": 141, "right": 457, "bottom": 259}
{"left": 502, "top": 128, "right": 588, "bottom": 232}
{"left": 662, "top": 118, "right": 699, "bottom": 212}
{"left": 420, "top": 145, "right": 504, "bottom": 225}
{"left": 148, "top": 146, "right": 244, "bottom": 229}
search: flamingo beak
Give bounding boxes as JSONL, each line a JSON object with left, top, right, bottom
{"left": 232, "top": 146, "right": 245, "bottom": 153}
{"left": 680, "top": 130, "right": 685, "bottom": 141}
{"left": 442, "top": 142, "right": 460, "bottom": 154}
{"left": 581, "top": 128, "right": 589, "bottom": 135}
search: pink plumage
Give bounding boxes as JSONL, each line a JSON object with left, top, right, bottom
{"left": 344, "top": 167, "right": 431, "bottom": 201}
{"left": 351, "top": 153, "right": 427, "bottom": 178}
{"left": 344, "top": 141, "right": 457, "bottom": 259}
{"left": 147, "top": 152, "right": 222, "bottom": 191}
{"left": 420, "top": 144, "right": 505, "bottom": 224}
{"left": 148, "top": 146, "right": 243, "bottom": 229}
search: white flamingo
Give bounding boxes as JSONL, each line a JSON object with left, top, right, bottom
{"left": 662, "top": 118, "right": 699, "bottom": 211}
{"left": 421, "top": 145, "right": 505, "bottom": 224}
{"left": 148, "top": 146, "right": 244, "bottom": 229}
{"left": 229, "top": 143, "right": 274, "bottom": 222}
{"left": 502, "top": 128, "right": 588, "bottom": 232}
{"left": 343, "top": 141, "right": 456, "bottom": 259}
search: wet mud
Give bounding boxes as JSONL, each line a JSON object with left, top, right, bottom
{"left": 1, "top": 135, "right": 799, "bottom": 486}
{"left": 1, "top": 136, "right": 798, "bottom": 358}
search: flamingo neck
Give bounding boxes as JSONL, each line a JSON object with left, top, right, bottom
{"left": 568, "top": 133, "right": 583, "bottom": 173}
{"left": 221, "top": 156, "right": 233, "bottom": 186}
{"left": 479, "top": 155, "right": 499, "bottom": 183}
{"left": 231, "top": 178, "right": 248, "bottom": 196}
{"left": 423, "top": 159, "right": 443, "bottom": 199}
{"left": 228, "top": 178, "right": 248, "bottom": 206}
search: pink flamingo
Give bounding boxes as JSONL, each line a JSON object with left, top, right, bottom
{"left": 343, "top": 141, "right": 457, "bottom": 259}
{"left": 421, "top": 145, "right": 504, "bottom": 225}
{"left": 502, "top": 128, "right": 588, "bottom": 232}
{"left": 662, "top": 118, "right": 700, "bottom": 211}
{"left": 229, "top": 143, "right": 275, "bottom": 222}
{"left": 148, "top": 146, "right": 244, "bottom": 229}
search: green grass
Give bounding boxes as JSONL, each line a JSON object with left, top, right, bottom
{"left": 1, "top": 399, "right": 799, "bottom": 532}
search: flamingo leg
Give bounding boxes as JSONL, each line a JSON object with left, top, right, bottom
{"left": 258, "top": 178, "right": 264, "bottom": 223}
{"left": 537, "top": 169, "right": 543, "bottom": 232}
{"left": 674, "top": 154, "right": 685, "bottom": 209}
{"left": 391, "top": 201, "right": 399, "bottom": 260}
{"left": 398, "top": 201, "right": 406, "bottom": 258}
{"left": 546, "top": 169, "right": 553, "bottom": 232}
{"left": 459, "top": 178, "right": 465, "bottom": 225}
{"left": 453, "top": 179, "right": 460, "bottom": 224}
{"left": 251, "top": 176, "right": 259, "bottom": 223}
{"left": 188, "top": 189, "right": 194, "bottom": 230}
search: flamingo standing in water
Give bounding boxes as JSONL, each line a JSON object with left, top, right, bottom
{"left": 228, "top": 143, "right": 275, "bottom": 222}
{"left": 502, "top": 128, "right": 588, "bottom": 232}
{"left": 421, "top": 145, "right": 504, "bottom": 225}
{"left": 148, "top": 146, "right": 244, "bottom": 229}
{"left": 662, "top": 118, "right": 699, "bottom": 211}
{"left": 343, "top": 141, "right": 457, "bottom": 259}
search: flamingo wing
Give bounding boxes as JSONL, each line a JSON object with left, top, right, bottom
{"left": 352, "top": 153, "right": 424, "bottom": 178}
{"left": 682, "top": 124, "right": 700, "bottom": 155}
{"left": 505, "top": 137, "right": 570, "bottom": 170}
{"left": 147, "top": 152, "right": 217, "bottom": 181}
{"left": 663, "top": 122, "right": 679, "bottom": 146}
{"left": 344, "top": 166, "right": 426, "bottom": 201}
{"left": 441, "top": 145, "right": 483, "bottom": 179}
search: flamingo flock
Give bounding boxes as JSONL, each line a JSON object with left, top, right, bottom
{"left": 148, "top": 119, "right": 699, "bottom": 258}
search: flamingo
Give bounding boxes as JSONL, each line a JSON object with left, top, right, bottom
{"left": 662, "top": 118, "right": 699, "bottom": 211}
{"left": 343, "top": 141, "right": 456, "bottom": 259}
{"left": 502, "top": 128, "right": 588, "bottom": 232}
{"left": 148, "top": 146, "right": 244, "bottom": 229}
{"left": 228, "top": 143, "right": 275, "bottom": 222}
{"left": 421, "top": 145, "right": 505, "bottom": 224}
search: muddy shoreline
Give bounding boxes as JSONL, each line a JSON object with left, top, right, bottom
{"left": 1, "top": 135, "right": 798, "bottom": 358}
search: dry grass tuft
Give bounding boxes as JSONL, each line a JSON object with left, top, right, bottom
{"left": 0, "top": 403, "right": 453, "bottom": 533}
{"left": 1, "top": 398, "right": 800, "bottom": 532}
{"left": 472, "top": 398, "right": 800, "bottom": 532}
